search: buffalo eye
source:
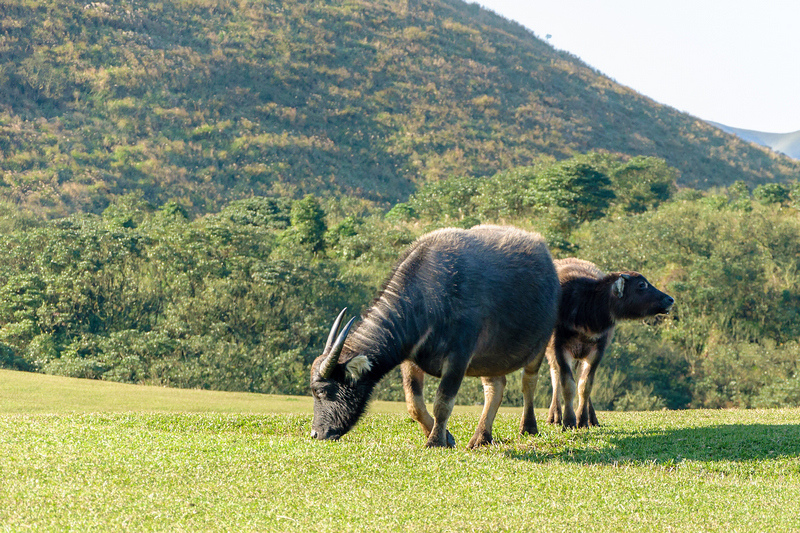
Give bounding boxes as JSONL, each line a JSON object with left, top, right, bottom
{"left": 637, "top": 280, "right": 648, "bottom": 290}
{"left": 312, "top": 383, "right": 336, "bottom": 401}
{"left": 311, "top": 384, "right": 325, "bottom": 400}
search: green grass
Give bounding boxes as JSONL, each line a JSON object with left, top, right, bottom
{"left": 2, "top": 370, "right": 800, "bottom": 531}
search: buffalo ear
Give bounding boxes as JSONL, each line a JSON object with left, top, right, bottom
{"left": 345, "top": 355, "right": 372, "bottom": 381}
{"left": 612, "top": 277, "right": 625, "bottom": 298}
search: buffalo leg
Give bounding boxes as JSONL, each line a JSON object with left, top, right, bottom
{"left": 588, "top": 398, "right": 599, "bottom": 427}
{"left": 576, "top": 344, "right": 605, "bottom": 428}
{"left": 401, "top": 361, "right": 433, "bottom": 436}
{"left": 468, "top": 375, "right": 506, "bottom": 448}
{"left": 587, "top": 341, "right": 607, "bottom": 427}
{"left": 544, "top": 342, "right": 562, "bottom": 425}
{"left": 556, "top": 345, "right": 578, "bottom": 429}
{"left": 520, "top": 347, "right": 546, "bottom": 435}
{"left": 402, "top": 361, "right": 455, "bottom": 445}
{"left": 426, "top": 354, "right": 470, "bottom": 448}
{"left": 575, "top": 359, "right": 594, "bottom": 428}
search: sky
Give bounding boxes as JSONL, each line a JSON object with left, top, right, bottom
{"left": 472, "top": 0, "right": 800, "bottom": 134}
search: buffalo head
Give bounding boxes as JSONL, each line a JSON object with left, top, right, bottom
{"left": 309, "top": 309, "right": 375, "bottom": 441}
{"left": 610, "top": 272, "right": 674, "bottom": 320}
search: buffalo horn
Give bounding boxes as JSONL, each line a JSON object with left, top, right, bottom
{"left": 320, "top": 315, "right": 356, "bottom": 379}
{"left": 324, "top": 308, "right": 348, "bottom": 354}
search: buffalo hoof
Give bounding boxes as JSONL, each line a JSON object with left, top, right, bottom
{"left": 425, "top": 430, "right": 456, "bottom": 448}
{"left": 467, "top": 431, "right": 493, "bottom": 449}
{"left": 578, "top": 413, "right": 600, "bottom": 429}
{"left": 519, "top": 421, "right": 538, "bottom": 436}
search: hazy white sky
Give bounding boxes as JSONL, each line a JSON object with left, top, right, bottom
{"left": 472, "top": 0, "right": 800, "bottom": 133}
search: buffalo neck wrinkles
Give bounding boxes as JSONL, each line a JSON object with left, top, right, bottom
{"left": 344, "top": 292, "right": 427, "bottom": 380}
{"left": 341, "top": 242, "right": 437, "bottom": 380}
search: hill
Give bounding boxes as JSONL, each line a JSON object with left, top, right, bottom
{"left": 2, "top": 0, "right": 799, "bottom": 216}
{"left": 709, "top": 122, "right": 800, "bottom": 160}
{"left": 0, "top": 367, "right": 307, "bottom": 414}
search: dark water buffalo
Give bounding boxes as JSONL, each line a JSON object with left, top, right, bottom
{"left": 310, "top": 225, "right": 560, "bottom": 448}
{"left": 519, "top": 258, "right": 674, "bottom": 431}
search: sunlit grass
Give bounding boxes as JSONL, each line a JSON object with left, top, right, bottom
{"left": 1, "top": 370, "right": 799, "bottom": 531}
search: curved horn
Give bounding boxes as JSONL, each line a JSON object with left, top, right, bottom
{"left": 320, "top": 315, "right": 356, "bottom": 379}
{"left": 324, "top": 308, "right": 348, "bottom": 354}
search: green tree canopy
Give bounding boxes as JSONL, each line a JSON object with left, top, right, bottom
{"left": 533, "top": 160, "right": 615, "bottom": 222}
{"left": 288, "top": 195, "right": 328, "bottom": 254}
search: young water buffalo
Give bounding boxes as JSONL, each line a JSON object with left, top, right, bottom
{"left": 310, "top": 225, "right": 560, "bottom": 448}
{"left": 519, "top": 258, "right": 674, "bottom": 432}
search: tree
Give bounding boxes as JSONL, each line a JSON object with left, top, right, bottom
{"left": 753, "top": 183, "right": 790, "bottom": 206}
{"left": 533, "top": 160, "right": 615, "bottom": 223}
{"left": 405, "top": 176, "right": 480, "bottom": 222}
{"left": 609, "top": 156, "right": 677, "bottom": 214}
{"left": 289, "top": 195, "right": 328, "bottom": 253}
{"left": 220, "top": 197, "right": 291, "bottom": 229}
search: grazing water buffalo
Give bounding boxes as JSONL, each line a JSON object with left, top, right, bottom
{"left": 519, "top": 258, "right": 674, "bottom": 431}
{"left": 310, "top": 225, "right": 560, "bottom": 448}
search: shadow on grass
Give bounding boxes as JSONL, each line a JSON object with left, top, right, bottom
{"left": 508, "top": 424, "right": 800, "bottom": 465}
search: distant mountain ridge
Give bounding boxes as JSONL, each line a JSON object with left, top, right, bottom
{"left": 708, "top": 122, "right": 800, "bottom": 160}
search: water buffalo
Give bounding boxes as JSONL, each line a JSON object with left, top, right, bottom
{"left": 310, "top": 225, "right": 560, "bottom": 448}
{"left": 519, "top": 258, "right": 674, "bottom": 431}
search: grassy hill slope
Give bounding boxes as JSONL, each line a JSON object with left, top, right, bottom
{"left": 0, "top": 368, "right": 446, "bottom": 416}
{"left": 2, "top": 0, "right": 798, "bottom": 216}
{"left": 0, "top": 368, "right": 312, "bottom": 414}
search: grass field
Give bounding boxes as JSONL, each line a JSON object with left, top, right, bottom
{"left": 1, "top": 369, "right": 800, "bottom": 532}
